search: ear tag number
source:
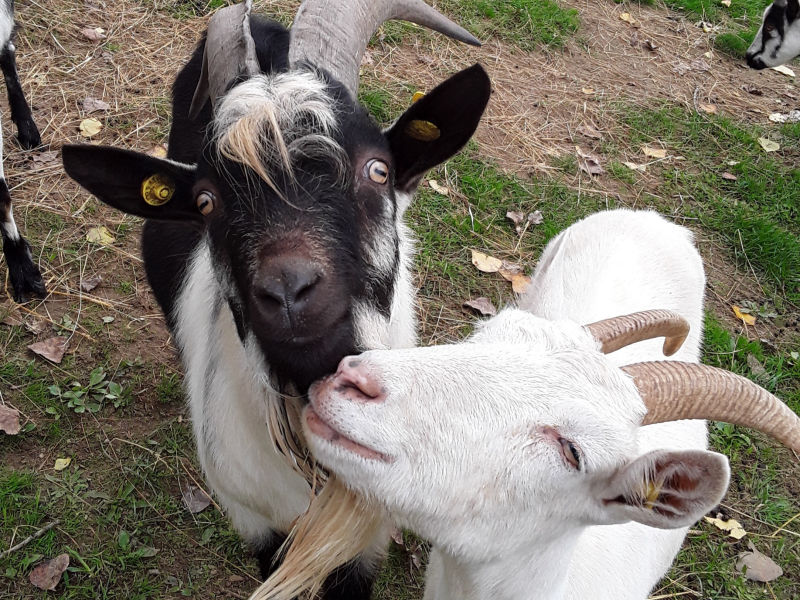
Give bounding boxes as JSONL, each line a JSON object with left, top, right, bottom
{"left": 642, "top": 480, "right": 662, "bottom": 510}
{"left": 141, "top": 174, "right": 175, "bottom": 206}
{"left": 405, "top": 119, "right": 441, "bottom": 142}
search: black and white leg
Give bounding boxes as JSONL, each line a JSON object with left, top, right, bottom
{"left": 253, "top": 531, "right": 377, "bottom": 600}
{"left": 0, "top": 38, "right": 40, "bottom": 149}
{"left": 1, "top": 126, "right": 45, "bottom": 302}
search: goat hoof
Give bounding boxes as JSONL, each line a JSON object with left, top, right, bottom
{"left": 3, "top": 237, "right": 46, "bottom": 303}
{"left": 17, "top": 122, "right": 42, "bottom": 150}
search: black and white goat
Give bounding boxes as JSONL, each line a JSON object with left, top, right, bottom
{"left": 0, "top": 0, "right": 44, "bottom": 302}
{"left": 746, "top": 0, "right": 800, "bottom": 68}
{"left": 62, "top": 0, "right": 490, "bottom": 597}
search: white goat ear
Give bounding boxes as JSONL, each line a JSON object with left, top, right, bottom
{"left": 596, "top": 450, "right": 730, "bottom": 529}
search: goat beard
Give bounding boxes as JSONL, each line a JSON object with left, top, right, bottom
{"left": 253, "top": 390, "right": 386, "bottom": 600}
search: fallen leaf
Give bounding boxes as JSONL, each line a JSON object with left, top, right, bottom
{"left": 577, "top": 123, "right": 602, "bottom": 139}
{"left": 642, "top": 146, "right": 667, "bottom": 159}
{"left": 82, "top": 97, "right": 110, "bottom": 113}
{"left": 527, "top": 210, "right": 543, "bottom": 225}
{"left": 471, "top": 250, "right": 502, "bottom": 273}
{"left": 581, "top": 87, "right": 594, "bottom": 95}
{"left": 772, "top": 64, "right": 796, "bottom": 77}
{"left": 31, "top": 150, "right": 60, "bottom": 166}
{"left": 1, "top": 303, "right": 23, "bottom": 327}
{"left": 80, "top": 274, "right": 103, "bottom": 292}
{"left": 229, "top": 574, "right": 245, "bottom": 583}
{"left": 390, "top": 527, "right": 405, "bottom": 546}
{"left": 727, "top": 160, "right": 740, "bottom": 166}
{"left": 506, "top": 210, "right": 525, "bottom": 227}
{"left": 699, "top": 20, "right": 713, "bottom": 33}
{"left": 86, "top": 226, "right": 115, "bottom": 245}
{"left": 736, "top": 541, "right": 783, "bottom": 582}
{"left": 81, "top": 27, "right": 106, "bottom": 41}
{"left": 79, "top": 117, "right": 102, "bottom": 138}
{"left": 576, "top": 146, "right": 604, "bottom": 176}
{"left": 623, "top": 161, "right": 647, "bottom": 173}
{"left": 703, "top": 50, "right": 714, "bottom": 59}
{"left": 101, "top": 316, "right": 114, "bottom": 324}
{"left": 0, "top": 404, "right": 21, "bottom": 435}
{"left": 181, "top": 483, "right": 212, "bottom": 514}
{"left": 28, "top": 337, "right": 69, "bottom": 364}
{"left": 54, "top": 457, "right": 71, "bottom": 471}
{"left": 29, "top": 554, "right": 70, "bottom": 591}
{"left": 704, "top": 515, "right": 747, "bottom": 539}
{"left": 642, "top": 39, "right": 658, "bottom": 51}
{"left": 747, "top": 354, "right": 767, "bottom": 377}
{"left": 463, "top": 297, "right": 497, "bottom": 316}
{"left": 721, "top": 0, "right": 731, "bottom": 6}
{"left": 498, "top": 261, "right": 525, "bottom": 281}
{"left": 428, "top": 179, "right": 449, "bottom": 196}
{"left": 148, "top": 145, "right": 168, "bottom": 158}
{"left": 511, "top": 274, "right": 532, "bottom": 294}
{"left": 619, "top": 12, "right": 640, "bottom": 27}
{"left": 698, "top": 103, "right": 718, "bottom": 114}
{"left": 758, "top": 137, "right": 780, "bottom": 152}
{"left": 24, "top": 318, "right": 47, "bottom": 335}
{"left": 732, "top": 305, "right": 756, "bottom": 326}
{"left": 768, "top": 110, "right": 800, "bottom": 123}
{"left": 720, "top": 172, "right": 737, "bottom": 181}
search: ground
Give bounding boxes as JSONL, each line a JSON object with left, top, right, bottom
{"left": 0, "top": 0, "right": 798, "bottom": 599}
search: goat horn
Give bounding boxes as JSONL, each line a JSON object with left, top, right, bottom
{"left": 585, "top": 309, "right": 690, "bottom": 357}
{"left": 189, "top": 0, "right": 260, "bottom": 120}
{"left": 288, "top": 0, "right": 481, "bottom": 98}
{"left": 623, "top": 361, "right": 800, "bottom": 453}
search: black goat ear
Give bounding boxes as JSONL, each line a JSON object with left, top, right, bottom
{"left": 385, "top": 63, "right": 491, "bottom": 192}
{"left": 62, "top": 145, "right": 202, "bottom": 223}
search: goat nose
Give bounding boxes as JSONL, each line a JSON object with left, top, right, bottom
{"left": 253, "top": 256, "right": 322, "bottom": 319}
{"left": 332, "top": 357, "right": 385, "bottom": 402}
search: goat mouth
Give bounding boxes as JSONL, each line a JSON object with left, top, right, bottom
{"left": 304, "top": 406, "right": 389, "bottom": 462}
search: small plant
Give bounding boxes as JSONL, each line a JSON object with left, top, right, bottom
{"left": 48, "top": 367, "right": 125, "bottom": 415}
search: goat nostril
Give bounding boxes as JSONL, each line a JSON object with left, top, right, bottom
{"left": 335, "top": 362, "right": 383, "bottom": 401}
{"left": 293, "top": 274, "right": 320, "bottom": 304}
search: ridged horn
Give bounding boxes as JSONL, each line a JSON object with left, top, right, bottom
{"left": 189, "top": 0, "right": 260, "bottom": 120}
{"left": 288, "top": 0, "right": 481, "bottom": 97}
{"left": 585, "top": 309, "right": 690, "bottom": 357}
{"left": 623, "top": 361, "right": 800, "bottom": 453}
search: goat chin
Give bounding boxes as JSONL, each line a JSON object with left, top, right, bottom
{"left": 248, "top": 477, "right": 385, "bottom": 600}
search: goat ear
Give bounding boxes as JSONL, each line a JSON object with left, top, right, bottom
{"left": 62, "top": 145, "right": 202, "bottom": 223}
{"left": 596, "top": 449, "right": 730, "bottom": 529}
{"left": 385, "top": 63, "right": 491, "bottom": 192}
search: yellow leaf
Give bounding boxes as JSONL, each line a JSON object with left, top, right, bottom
{"left": 732, "top": 305, "right": 756, "bottom": 326}
{"left": 86, "top": 226, "right": 115, "bottom": 245}
{"left": 428, "top": 179, "right": 449, "bottom": 196}
{"left": 619, "top": 12, "right": 639, "bottom": 26}
{"left": 622, "top": 161, "right": 647, "bottom": 173}
{"left": 703, "top": 51, "right": 714, "bottom": 59}
{"left": 721, "top": 0, "right": 731, "bottom": 6}
{"left": 642, "top": 146, "right": 667, "bottom": 159}
{"left": 698, "top": 103, "right": 717, "bottom": 114}
{"left": 771, "top": 64, "right": 795, "bottom": 77}
{"left": 758, "top": 137, "right": 780, "bottom": 152}
{"left": 471, "top": 250, "right": 502, "bottom": 273}
{"left": 54, "top": 457, "right": 71, "bottom": 471}
{"left": 581, "top": 87, "right": 595, "bottom": 95}
{"left": 704, "top": 515, "right": 747, "bottom": 539}
{"left": 79, "top": 118, "right": 103, "bottom": 138}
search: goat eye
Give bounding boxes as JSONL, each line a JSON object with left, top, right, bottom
{"left": 559, "top": 438, "right": 581, "bottom": 470}
{"left": 366, "top": 159, "right": 389, "bottom": 184}
{"left": 765, "top": 24, "right": 775, "bottom": 33}
{"left": 197, "top": 191, "right": 216, "bottom": 216}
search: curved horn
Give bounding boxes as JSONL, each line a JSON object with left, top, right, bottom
{"left": 288, "top": 0, "right": 481, "bottom": 97}
{"left": 585, "top": 309, "right": 690, "bottom": 357}
{"left": 623, "top": 361, "right": 800, "bottom": 452}
{"left": 189, "top": 0, "right": 260, "bottom": 120}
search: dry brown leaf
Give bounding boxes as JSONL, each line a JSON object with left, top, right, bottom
{"left": 577, "top": 123, "right": 602, "bottom": 139}
{"left": 471, "top": 250, "right": 502, "bottom": 273}
{"left": 732, "top": 305, "right": 756, "bottom": 326}
{"left": 390, "top": 527, "right": 405, "bottom": 547}
{"left": 28, "top": 337, "right": 69, "bottom": 364}
{"left": 428, "top": 179, "right": 449, "bottom": 196}
{"left": 746, "top": 354, "right": 767, "bottom": 377}
{"left": 79, "top": 117, "right": 102, "bottom": 138}
{"left": 506, "top": 210, "right": 525, "bottom": 227}
{"left": 511, "top": 274, "right": 532, "bottom": 294}
{"left": 704, "top": 515, "right": 747, "bottom": 539}
{"left": 499, "top": 261, "right": 524, "bottom": 281}
{"left": 24, "top": 318, "right": 46, "bottom": 335}
{"left": 576, "top": 146, "right": 604, "bottom": 176}
{"left": 181, "top": 483, "right": 212, "bottom": 514}
{"left": 81, "top": 27, "right": 106, "bottom": 41}
{"left": 736, "top": 542, "right": 783, "bottom": 582}
{"left": 698, "top": 103, "right": 718, "bottom": 114}
{"left": 743, "top": 84, "right": 763, "bottom": 96}
{"left": 82, "top": 96, "right": 110, "bottom": 113}
{"left": 642, "top": 146, "right": 667, "bottom": 159}
{"left": 31, "top": 150, "right": 60, "bottom": 166}
{"left": 1, "top": 302, "right": 23, "bottom": 327}
{"left": 720, "top": 172, "right": 737, "bottom": 181}
{"left": 80, "top": 274, "right": 103, "bottom": 292}
{"left": 463, "top": 297, "right": 497, "bottom": 316}
{"left": 30, "top": 554, "right": 70, "bottom": 591}
{"left": 0, "top": 404, "right": 21, "bottom": 435}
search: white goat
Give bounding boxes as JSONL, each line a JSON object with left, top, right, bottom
{"left": 301, "top": 209, "right": 800, "bottom": 600}
{"left": 746, "top": 0, "right": 800, "bottom": 69}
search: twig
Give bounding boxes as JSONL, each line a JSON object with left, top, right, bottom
{"left": 0, "top": 520, "right": 61, "bottom": 560}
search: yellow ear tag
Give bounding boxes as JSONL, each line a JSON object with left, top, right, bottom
{"left": 642, "top": 480, "right": 662, "bottom": 510}
{"left": 405, "top": 119, "right": 441, "bottom": 142}
{"left": 411, "top": 91, "right": 425, "bottom": 103}
{"left": 141, "top": 174, "right": 175, "bottom": 206}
